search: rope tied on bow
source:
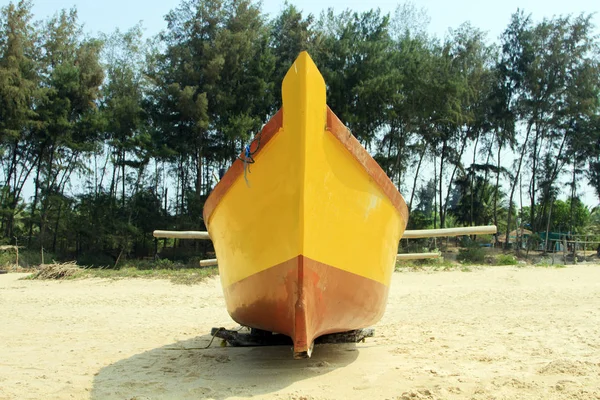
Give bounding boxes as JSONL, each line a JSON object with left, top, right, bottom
{"left": 238, "top": 132, "right": 262, "bottom": 187}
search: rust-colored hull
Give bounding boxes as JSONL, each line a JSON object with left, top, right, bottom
{"left": 223, "top": 255, "right": 388, "bottom": 357}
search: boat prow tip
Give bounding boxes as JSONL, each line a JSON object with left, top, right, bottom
{"left": 293, "top": 342, "right": 314, "bottom": 359}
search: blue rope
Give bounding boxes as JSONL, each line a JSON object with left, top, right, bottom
{"left": 238, "top": 132, "right": 261, "bottom": 187}
{"left": 243, "top": 144, "right": 251, "bottom": 187}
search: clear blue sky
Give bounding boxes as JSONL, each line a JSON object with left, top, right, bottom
{"left": 24, "top": 0, "right": 600, "bottom": 44}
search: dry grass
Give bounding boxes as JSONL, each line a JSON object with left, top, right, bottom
{"left": 2, "top": 264, "right": 39, "bottom": 273}
{"left": 22, "top": 262, "right": 218, "bottom": 285}
{"left": 28, "top": 262, "right": 81, "bottom": 280}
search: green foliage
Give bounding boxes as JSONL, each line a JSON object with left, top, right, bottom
{"left": 0, "top": 250, "right": 15, "bottom": 266}
{"left": 270, "top": 2, "right": 316, "bottom": 108}
{"left": 549, "top": 199, "right": 590, "bottom": 234}
{"left": 534, "top": 258, "right": 565, "bottom": 268}
{"left": 312, "top": 8, "right": 397, "bottom": 146}
{"left": 456, "top": 245, "right": 486, "bottom": 264}
{"left": 450, "top": 174, "right": 507, "bottom": 227}
{"left": 0, "top": 0, "right": 41, "bottom": 239}
{"left": 406, "top": 210, "right": 433, "bottom": 230}
{"left": 1, "top": 1, "right": 600, "bottom": 266}
{"left": 494, "top": 254, "right": 518, "bottom": 265}
{"left": 526, "top": 233, "right": 542, "bottom": 252}
{"left": 0, "top": 249, "right": 57, "bottom": 267}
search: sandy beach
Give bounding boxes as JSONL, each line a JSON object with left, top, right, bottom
{"left": 1, "top": 265, "right": 599, "bottom": 400}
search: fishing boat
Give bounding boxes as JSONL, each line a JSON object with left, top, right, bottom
{"left": 202, "top": 51, "right": 409, "bottom": 358}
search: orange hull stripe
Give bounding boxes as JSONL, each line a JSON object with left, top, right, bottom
{"left": 223, "top": 255, "right": 389, "bottom": 354}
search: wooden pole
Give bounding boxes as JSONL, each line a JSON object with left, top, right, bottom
{"left": 201, "top": 252, "right": 441, "bottom": 267}
{"left": 402, "top": 226, "right": 497, "bottom": 239}
{"left": 199, "top": 258, "right": 218, "bottom": 267}
{"left": 396, "top": 252, "right": 440, "bottom": 260}
{"left": 153, "top": 230, "right": 211, "bottom": 240}
{"left": 153, "top": 225, "right": 497, "bottom": 241}
{"left": 14, "top": 237, "right": 18, "bottom": 267}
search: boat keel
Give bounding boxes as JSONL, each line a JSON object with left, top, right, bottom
{"left": 210, "top": 326, "right": 374, "bottom": 358}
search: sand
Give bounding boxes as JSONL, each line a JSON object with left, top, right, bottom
{"left": 1, "top": 265, "right": 599, "bottom": 400}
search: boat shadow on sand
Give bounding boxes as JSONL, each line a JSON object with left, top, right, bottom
{"left": 90, "top": 332, "right": 360, "bottom": 399}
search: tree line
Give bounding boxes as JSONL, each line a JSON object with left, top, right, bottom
{"left": 1, "top": 0, "right": 600, "bottom": 264}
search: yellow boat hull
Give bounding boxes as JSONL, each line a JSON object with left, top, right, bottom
{"left": 203, "top": 52, "right": 408, "bottom": 357}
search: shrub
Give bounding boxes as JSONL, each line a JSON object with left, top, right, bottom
{"left": 395, "top": 256, "right": 456, "bottom": 271}
{"left": 0, "top": 251, "right": 15, "bottom": 267}
{"left": 76, "top": 252, "right": 115, "bottom": 268}
{"left": 14, "top": 249, "right": 57, "bottom": 267}
{"left": 456, "top": 247, "right": 485, "bottom": 264}
{"left": 494, "top": 254, "right": 518, "bottom": 265}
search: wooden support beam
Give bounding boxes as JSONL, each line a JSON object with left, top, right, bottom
{"left": 402, "top": 225, "right": 497, "bottom": 239}
{"left": 201, "top": 253, "right": 440, "bottom": 267}
{"left": 153, "top": 230, "right": 210, "bottom": 240}
{"left": 396, "top": 252, "right": 440, "bottom": 260}
{"left": 199, "top": 258, "right": 218, "bottom": 267}
{"left": 153, "top": 225, "right": 497, "bottom": 241}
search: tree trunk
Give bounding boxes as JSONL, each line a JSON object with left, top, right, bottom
{"left": 394, "top": 127, "right": 405, "bottom": 190}
{"left": 438, "top": 142, "right": 446, "bottom": 228}
{"left": 505, "top": 121, "right": 533, "bottom": 246}
{"left": 122, "top": 148, "right": 126, "bottom": 208}
{"left": 2, "top": 142, "right": 19, "bottom": 237}
{"left": 385, "top": 128, "right": 394, "bottom": 177}
{"left": 470, "top": 133, "right": 480, "bottom": 227}
{"left": 544, "top": 198, "right": 554, "bottom": 253}
{"left": 538, "top": 131, "right": 569, "bottom": 230}
{"left": 408, "top": 145, "right": 427, "bottom": 211}
{"left": 180, "top": 159, "right": 186, "bottom": 216}
{"left": 39, "top": 147, "right": 57, "bottom": 259}
{"left": 175, "top": 161, "right": 180, "bottom": 217}
{"left": 529, "top": 121, "right": 541, "bottom": 232}
{"left": 98, "top": 149, "right": 111, "bottom": 197}
{"left": 570, "top": 163, "right": 576, "bottom": 234}
{"left": 27, "top": 155, "right": 43, "bottom": 245}
{"left": 493, "top": 139, "right": 503, "bottom": 246}
{"left": 52, "top": 199, "right": 64, "bottom": 253}
{"left": 109, "top": 150, "right": 118, "bottom": 200}
{"left": 115, "top": 162, "right": 148, "bottom": 268}
{"left": 442, "top": 134, "right": 468, "bottom": 227}
{"left": 433, "top": 153, "right": 438, "bottom": 229}
{"left": 195, "top": 148, "right": 203, "bottom": 198}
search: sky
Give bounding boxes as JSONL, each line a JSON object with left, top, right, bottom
{"left": 24, "top": 0, "right": 600, "bottom": 44}
{"left": 9, "top": 0, "right": 600, "bottom": 208}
